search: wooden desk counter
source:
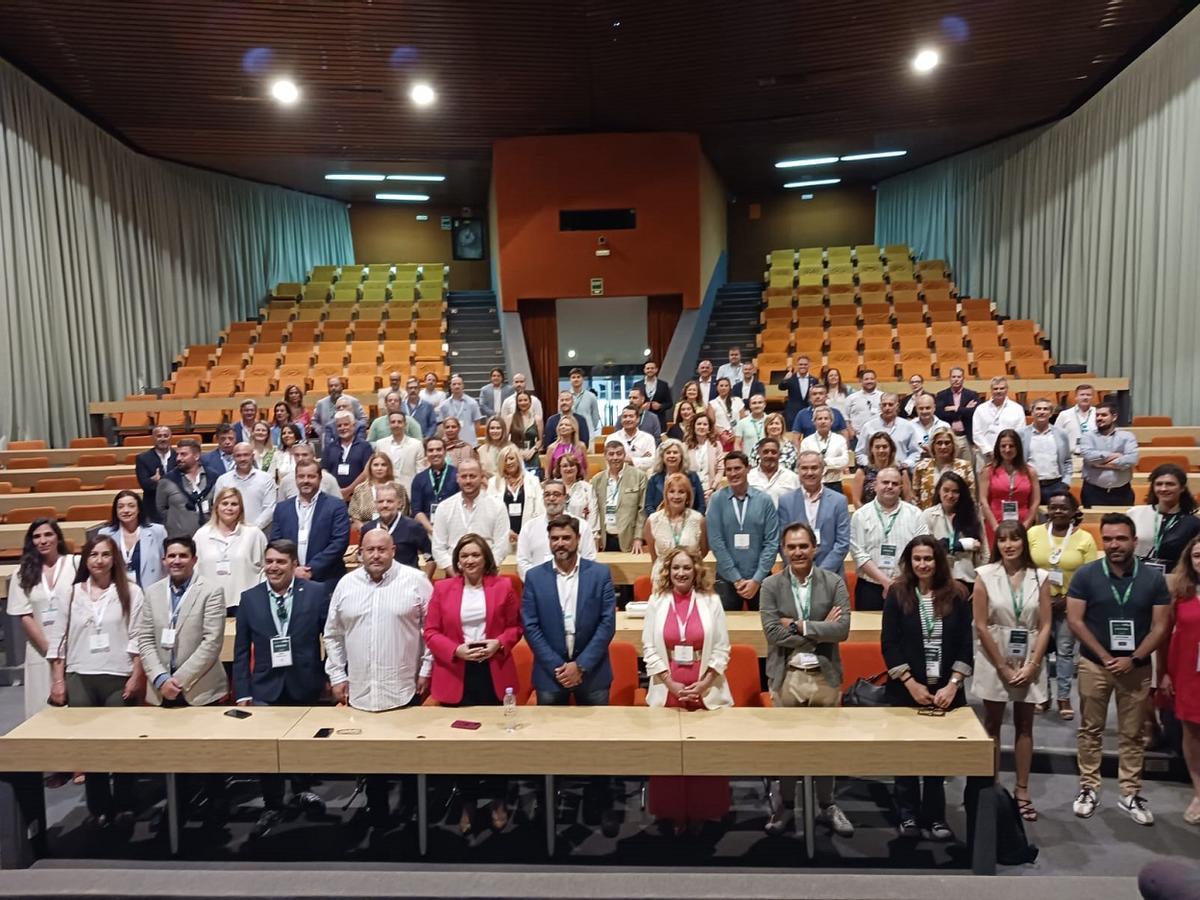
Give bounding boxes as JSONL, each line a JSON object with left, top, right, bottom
{"left": 279, "top": 705, "right": 684, "bottom": 776}
{"left": 678, "top": 706, "right": 992, "bottom": 777}
{"left": 0, "top": 522, "right": 96, "bottom": 552}
{"left": 0, "top": 706, "right": 307, "bottom": 773}
{"left": 0, "top": 465, "right": 130, "bottom": 489}
{"left": 614, "top": 610, "right": 881, "bottom": 654}
{"left": 0, "top": 490, "right": 119, "bottom": 517}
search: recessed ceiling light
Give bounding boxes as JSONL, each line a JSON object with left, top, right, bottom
{"left": 567, "top": 349, "right": 577, "bottom": 359}
{"left": 643, "top": 348, "right": 652, "bottom": 357}
{"left": 912, "top": 48, "right": 940, "bottom": 73}
{"left": 325, "top": 174, "right": 386, "bottom": 181}
{"left": 375, "top": 193, "right": 430, "bottom": 202}
{"left": 415, "top": 214, "right": 429, "bottom": 221}
{"left": 839, "top": 150, "right": 908, "bottom": 162}
{"left": 386, "top": 174, "right": 446, "bottom": 182}
{"left": 774, "top": 156, "right": 839, "bottom": 169}
{"left": 784, "top": 178, "right": 841, "bottom": 188}
{"left": 801, "top": 194, "right": 814, "bottom": 201}
{"left": 409, "top": 83, "right": 436, "bottom": 107}
{"left": 270, "top": 78, "right": 300, "bottom": 104}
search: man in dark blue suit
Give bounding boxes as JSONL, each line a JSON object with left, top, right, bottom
{"left": 233, "top": 538, "right": 331, "bottom": 837}
{"left": 201, "top": 424, "right": 236, "bottom": 473}
{"left": 730, "top": 361, "right": 767, "bottom": 402}
{"left": 778, "top": 355, "right": 821, "bottom": 429}
{"left": 778, "top": 451, "right": 851, "bottom": 575}
{"left": 269, "top": 460, "right": 351, "bottom": 583}
{"left": 135, "top": 425, "right": 176, "bottom": 523}
{"left": 521, "top": 514, "right": 619, "bottom": 834}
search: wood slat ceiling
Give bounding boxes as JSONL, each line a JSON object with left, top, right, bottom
{"left": 0, "top": 0, "right": 1189, "bottom": 204}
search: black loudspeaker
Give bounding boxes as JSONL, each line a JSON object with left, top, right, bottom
{"left": 1050, "top": 363, "right": 1088, "bottom": 376}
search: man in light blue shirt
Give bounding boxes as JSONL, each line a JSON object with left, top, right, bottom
{"left": 1079, "top": 402, "right": 1139, "bottom": 507}
{"left": 706, "top": 452, "right": 780, "bottom": 612}
{"left": 437, "top": 375, "right": 482, "bottom": 447}
{"left": 855, "top": 393, "right": 920, "bottom": 469}
{"left": 569, "top": 368, "right": 602, "bottom": 436}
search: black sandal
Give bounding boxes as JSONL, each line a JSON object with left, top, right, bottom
{"left": 1014, "top": 785, "right": 1038, "bottom": 822}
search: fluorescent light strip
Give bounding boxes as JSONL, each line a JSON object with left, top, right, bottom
{"left": 839, "top": 150, "right": 908, "bottom": 162}
{"left": 386, "top": 174, "right": 446, "bottom": 182}
{"left": 784, "top": 178, "right": 841, "bottom": 188}
{"left": 375, "top": 193, "right": 430, "bottom": 202}
{"left": 774, "top": 156, "right": 839, "bottom": 169}
{"left": 325, "top": 173, "right": 386, "bottom": 182}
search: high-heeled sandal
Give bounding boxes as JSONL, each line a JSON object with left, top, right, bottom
{"left": 1014, "top": 785, "right": 1038, "bottom": 822}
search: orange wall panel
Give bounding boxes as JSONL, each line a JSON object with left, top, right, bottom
{"left": 493, "top": 133, "right": 704, "bottom": 311}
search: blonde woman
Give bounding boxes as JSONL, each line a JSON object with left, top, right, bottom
{"left": 348, "top": 451, "right": 411, "bottom": 524}
{"left": 645, "top": 438, "right": 706, "bottom": 515}
{"left": 642, "top": 546, "right": 732, "bottom": 833}
{"left": 749, "top": 413, "right": 796, "bottom": 472}
{"left": 643, "top": 473, "right": 708, "bottom": 583}
{"left": 251, "top": 421, "right": 275, "bottom": 471}
{"left": 553, "top": 453, "right": 599, "bottom": 538}
{"left": 488, "top": 444, "right": 544, "bottom": 544}
{"left": 544, "top": 414, "right": 589, "bottom": 478}
{"left": 194, "top": 487, "right": 267, "bottom": 613}
{"left": 685, "top": 410, "right": 724, "bottom": 501}
{"left": 477, "top": 416, "right": 512, "bottom": 479}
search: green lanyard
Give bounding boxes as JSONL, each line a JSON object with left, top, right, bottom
{"left": 1101, "top": 557, "right": 1139, "bottom": 607}
{"left": 789, "top": 569, "right": 813, "bottom": 619}
{"left": 429, "top": 466, "right": 447, "bottom": 497}
{"left": 917, "top": 589, "right": 937, "bottom": 638}
{"left": 1008, "top": 569, "right": 1026, "bottom": 619}
{"left": 873, "top": 501, "right": 900, "bottom": 542}
{"left": 1153, "top": 510, "right": 1179, "bottom": 557}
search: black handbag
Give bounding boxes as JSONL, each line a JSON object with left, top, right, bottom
{"left": 842, "top": 670, "right": 890, "bottom": 707}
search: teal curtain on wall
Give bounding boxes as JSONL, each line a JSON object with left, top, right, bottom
{"left": 0, "top": 58, "right": 353, "bottom": 444}
{"left": 875, "top": 7, "right": 1200, "bottom": 423}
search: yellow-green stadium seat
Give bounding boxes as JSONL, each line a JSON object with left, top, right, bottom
{"left": 302, "top": 283, "right": 331, "bottom": 301}
{"left": 308, "top": 266, "right": 338, "bottom": 283}
{"left": 339, "top": 264, "right": 365, "bottom": 282}
{"left": 332, "top": 282, "right": 361, "bottom": 301}
{"left": 273, "top": 282, "right": 303, "bottom": 299}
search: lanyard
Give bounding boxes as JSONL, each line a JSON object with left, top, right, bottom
{"left": 671, "top": 591, "right": 697, "bottom": 639}
{"left": 816, "top": 434, "right": 830, "bottom": 456}
{"left": 269, "top": 584, "right": 293, "bottom": 636}
{"left": 1101, "top": 557, "right": 1139, "bottom": 607}
{"left": 87, "top": 585, "right": 114, "bottom": 632}
{"left": 1153, "top": 509, "right": 1179, "bottom": 557}
{"left": 732, "top": 495, "right": 749, "bottom": 530}
{"left": 668, "top": 513, "right": 688, "bottom": 546}
{"left": 42, "top": 557, "right": 66, "bottom": 596}
{"left": 872, "top": 501, "right": 900, "bottom": 541}
{"left": 606, "top": 476, "right": 620, "bottom": 508}
{"left": 789, "top": 570, "right": 813, "bottom": 619}
{"left": 1008, "top": 569, "right": 1027, "bottom": 619}
{"left": 916, "top": 589, "right": 937, "bottom": 639}
{"left": 748, "top": 416, "right": 765, "bottom": 441}
{"left": 1006, "top": 468, "right": 1017, "bottom": 499}
{"left": 428, "top": 466, "right": 447, "bottom": 497}
{"left": 1047, "top": 523, "right": 1074, "bottom": 564}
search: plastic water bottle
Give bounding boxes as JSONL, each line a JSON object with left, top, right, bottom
{"left": 503, "top": 687, "right": 517, "bottom": 732}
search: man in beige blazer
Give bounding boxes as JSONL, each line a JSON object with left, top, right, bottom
{"left": 759, "top": 521, "right": 853, "bottom": 838}
{"left": 138, "top": 536, "right": 228, "bottom": 708}
{"left": 590, "top": 440, "right": 647, "bottom": 553}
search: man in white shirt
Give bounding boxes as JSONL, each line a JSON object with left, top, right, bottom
{"left": 215, "top": 443, "right": 277, "bottom": 530}
{"left": 568, "top": 368, "right": 601, "bottom": 436}
{"left": 1056, "top": 383, "right": 1098, "bottom": 455}
{"left": 747, "top": 437, "right": 800, "bottom": 506}
{"left": 716, "top": 347, "right": 743, "bottom": 387}
{"left": 844, "top": 369, "right": 882, "bottom": 440}
{"left": 971, "top": 377, "right": 1027, "bottom": 465}
{"left": 418, "top": 372, "right": 446, "bottom": 410}
{"left": 909, "top": 394, "right": 951, "bottom": 454}
{"left": 1020, "top": 399, "right": 1073, "bottom": 502}
{"left": 500, "top": 373, "right": 545, "bottom": 422}
{"left": 431, "top": 459, "right": 512, "bottom": 570}
{"left": 324, "top": 529, "right": 433, "bottom": 828}
{"left": 615, "top": 406, "right": 657, "bottom": 471}
{"left": 695, "top": 359, "right": 717, "bottom": 405}
{"left": 438, "top": 376, "right": 482, "bottom": 447}
{"left": 276, "top": 443, "right": 341, "bottom": 502}
{"left": 373, "top": 411, "right": 427, "bottom": 494}
{"left": 515, "top": 480, "right": 596, "bottom": 578}
{"left": 856, "top": 394, "right": 921, "bottom": 469}
{"left": 377, "top": 370, "right": 405, "bottom": 410}
{"left": 849, "top": 467, "right": 929, "bottom": 611}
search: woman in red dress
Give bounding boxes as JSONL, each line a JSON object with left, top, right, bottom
{"left": 979, "top": 429, "right": 1040, "bottom": 548}
{"left": 641, "top": 546, "right": 734, "bottom": 834}
{"left": 1161, "top": 535, "right": 1200, "bottom": 825}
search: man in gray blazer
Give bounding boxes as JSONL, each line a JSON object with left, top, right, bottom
{"left": 759, "top": 521, "right": 853, "bottom": 838}
{"left": 1021, "top": 399, "right": 1073, "bottom": 503}
{"left": 777, "top": 451, "right": 851, "bottom": 575}
{"left": 477, "top": 367, "right": 515, "bottom": 419}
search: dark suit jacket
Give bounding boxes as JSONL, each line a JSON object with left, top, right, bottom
{"left": 881, "top": 586, "right": 973, "bottom": 707}
{"left": 644, "top": 471, "right": 706, "bottom": 516}
{"left": 777, "top": 486, "right": 850, "bottom": 574}
{"left": 731, "top": 379, "right": 767, "bottom": 401}
{"left": 233, "top": 578, "right": 331, "bottom": 704}
{"left": 934, "top": 387, "right": 980, "bottom": 444}
{"left": 696, "top": 379, "right": 718, "bottom": 405}
{"left": 200, "top": 449, "right": 233, "bottom": 473}
{"left": 135, "top": 448, "right": 175, "bottom": 523}
{"left": 233, "top": 422, "right": 259, "bottom": 444}
{"left": 778, "top": 373, "right": 821, "bottom": 429}
{"left": 361, "top": 515, "right": 431, "bottom": 568}
{"left": 156, "top": 463, "right": 224, "bottom": 537}
{"left": 632, "top": 379, "right": 673, "bottom": 431}
{"left": 322, "top": 438, "right": 374, "bottom": 489}
{"left": 521, "top": 558, "right": 615, "bottom": 695}
{"left": 269, "top": 493, "right": 351, "bottom": 582}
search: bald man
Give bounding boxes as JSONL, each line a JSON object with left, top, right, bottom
{"left": 214, "top": 442, "right": 277, "bottom": 530}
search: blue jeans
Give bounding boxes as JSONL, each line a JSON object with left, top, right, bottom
{"left": 1053, "top": 607, "right": 1076, "bottom": 701}
{"left": 536, "top": 686, "right": 611, "bottom": 706}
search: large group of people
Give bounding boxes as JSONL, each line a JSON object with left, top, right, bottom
{"left": 6, "top": 355, "right": 1200, "bottom": 849}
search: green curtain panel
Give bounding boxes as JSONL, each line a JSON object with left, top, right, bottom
{"left": 876, "top": 7, "right": 1200, "bottom": 424}
{"left": 0, "top": 58, "right": 353, "bottom": 444}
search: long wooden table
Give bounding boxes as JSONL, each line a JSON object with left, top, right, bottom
{"left": 0, "top": 522, "right": 94, "bottom": 552}
{"left": 0, "top": 490, "right": 119, "bottom": 517}
{"left": 0, "top": 466, "right": 129, "bottom": 489}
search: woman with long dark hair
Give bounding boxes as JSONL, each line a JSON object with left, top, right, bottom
{"left": 922, "top": 471, "right": 987, "bottom": 589}
{"left": 1128, "top": 463, "right": 1200, "bottom": 572}
{"left": 980, "top": 428, "right": 1040, "bottom": 544}
{"left": 6, "top": 519, "right": 77, "bottom": 722}
{"left": 1159, "top": 534, "right": 1200, "bottom": 824}
{"left": 98, "top": 490, "right": 167, "bottom": 588}
{"left": 852, "top": 432, "right": 913, "bottom": 506}
{"left": 881, "top": 536, "right": 973, "bottom": 841}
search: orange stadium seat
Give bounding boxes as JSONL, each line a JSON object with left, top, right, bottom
{"left": 6, "top": 507, "right": 58, "bottom": 525}
{"left": 35, "top": 477, "right": 83, "bottom": 493}
{"left": 76, "top": 453, "right": 118, "bottom": 467}
{"left": 68, "top": 437, "right": 107, "bottom": 449}
{"left": 101, "top": 475, "right": 140, "bottom": 490}
{"left": 960, "top": 299, "right": 994, "bottom": 319}
{"left": 7, "top": 457, "right": 49, "bottom": 469}
{"left": 1133, "top": 415, "right": 1173, "bottom": 426}
{"left": 65, "top": 504, "right": 112, "bottom": 521}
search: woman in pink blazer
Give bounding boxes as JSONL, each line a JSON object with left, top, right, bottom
{"left": 424, "top": 532, "right": 523, "bottom": 834}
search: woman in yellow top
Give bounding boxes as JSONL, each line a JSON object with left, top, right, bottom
{"left": 1027, "top": 491, "right": 1098, "bottom": 720}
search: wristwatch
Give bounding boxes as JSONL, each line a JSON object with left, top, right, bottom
{"left": 787, "top": 621, "right": 800, "bottom": 636}
{"left": 1131, "top": 655, "right": 1149, "bottom": 668}
{"left": 950, "top": 674, "right": 964, "bottom": 686}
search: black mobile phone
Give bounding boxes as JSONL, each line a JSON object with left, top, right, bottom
{"left": 224, "top": 708, "right": 252, "bottom": 719}
{"left": 467, "top": 642, "right": 488, "bottom": 649}
{"left": 451, "top": 720, "right": 482, "bottom": 730}
{"left": 314, "top": 727, "right": 334, "bottom": 738}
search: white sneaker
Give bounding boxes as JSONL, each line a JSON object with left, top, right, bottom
{"left": 1073, "top": 787, "right": 1098, "bottom": 818}
{"left": 819, "top": 803, "right": 854, "bottom": 837}
{"left": 1118, "top": 793, "right": 1154, "bottom": 826}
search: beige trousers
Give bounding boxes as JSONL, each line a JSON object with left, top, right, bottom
{"left": 778, "top": 667, "right": 842, "bottom": 807}
{"left": 1077, "top": 656, "right": 1151, "bottom": 795}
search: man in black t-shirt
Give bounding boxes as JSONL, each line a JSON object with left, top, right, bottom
{"left": 1067, "top": 512, "right": 1171, "bottom": 826}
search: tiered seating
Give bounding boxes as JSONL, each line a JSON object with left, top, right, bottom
{"left": 759, "top": 244, "right": 1053, "bottom": 384}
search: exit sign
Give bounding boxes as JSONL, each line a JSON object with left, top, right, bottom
{"left": 590, "top": 277, "right": 604, "bottom": 296}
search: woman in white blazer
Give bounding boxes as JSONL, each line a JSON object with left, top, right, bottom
{"left": 487, "top": 444, "right": 544, "bottom": 545}
{"left": 641, "top": 546, "right": 733, "bottom": 833}
{"left": 98, "top": 490, "right": 167, "bottom": 589}
{"left": 194, "top": 487, "right": 267, "bottom": 614}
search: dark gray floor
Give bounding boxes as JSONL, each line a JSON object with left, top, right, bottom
{"left": 1, "top": 682, "right": 1195, "bottom": 877}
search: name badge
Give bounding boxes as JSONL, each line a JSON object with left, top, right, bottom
{"left": 605, "top": 505, "right": 617, "bottom": 528}
{"left": 563, "top": 611, "right": 576, "bottom": 634}
{"left": 216, "top": 562, "right": 232, "bottom": 577}
{"left": 924, "top": 645, "right": 941, "bottom": 680}
{"left": 1006, "top": 627, "right": 1029, "bottom": 661}
{"left": 733, "top": 532, "right": 751, "bottom": 550}
{"left": 89, "top": 633, "right": 110, "bottom": 653}
{"left": 200, "top": 500, "right": 211, "bottom": 515}
{"left": 813, "top": 530, "right": 822, "bottom": 546}
{"left": 1047, "top": 568, "right": 1064, "bottom": 587}
{"left": 40, "top": 608, "right": 56, "bottom": 627}
{"left": 160, "top": 627, "right": 177, "bottom": 649}
{"left": 1109, "top": 619, "right": 1135, "bottom": 652}
{"left": 507, "top": 502, "right": 523, "bottom": 516}
{"left": 337, "top": 463, "right": 350, "bottom": 476}
{"left": 270, "top": 635, "right": 293, "bottom": 668}
{"left": 126, "top": 564, "right": 138, "bottom": 579}
{"left": 794, "top": 652, "right": 821, "bottom": 670}
{"left": 878, "top": 543, "right": 898, "bottom": 571}
{"left": 672, "top": 644, "right": 696, "bottom": 664}
{"left": 429, "top": 502, "right": 439, "bottom": 517}
{"left": 1144, "top": 559, "right": 1167, "bottom": 577}
{"left": 1001, "top": 501, "right": 1020, "bottom": 521}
